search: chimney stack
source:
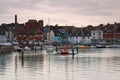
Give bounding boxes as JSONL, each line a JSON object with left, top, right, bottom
{"left": 15, "top": 14, "right": 17, "bottom": 24}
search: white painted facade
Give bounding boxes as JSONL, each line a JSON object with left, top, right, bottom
{"left": 91, "top": 30, "right": 103, "bottom": 39}
{"left": 5, "top": 31, "right": 14, "bottom": 41}
{"left": 0, "top": 35, "right": 7, "bottom": 42}
{"left": 68, "top": 36, "right": 92, "bottom": 44}
{"left": 0, "top": 31, "right": 15, "bottom": 43}
{"left": 84, "top": 36, "right": 92, "bottom": 44}
{"left": 47, "top": 30, "right": 54, "bottom": 43}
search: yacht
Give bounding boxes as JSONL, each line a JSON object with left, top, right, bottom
{"left": 96, "top": 44, "right": 106, "bottom": 48}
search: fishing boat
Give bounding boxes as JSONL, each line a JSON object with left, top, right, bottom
{"left": 60, "top": 49, "right": 69, "bottom": 55}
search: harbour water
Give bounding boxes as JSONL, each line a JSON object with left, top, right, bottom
{"left": 0, "top": 48, "right": 120, "bottom": 80}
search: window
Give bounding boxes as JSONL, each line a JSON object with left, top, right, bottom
{"left": 99, "top": 32, "right": 101, "bottom": 35}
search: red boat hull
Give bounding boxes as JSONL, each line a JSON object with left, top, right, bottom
{"left": 60, "top": 50, "right": 68, "bottom": 55}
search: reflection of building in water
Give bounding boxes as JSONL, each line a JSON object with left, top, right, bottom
{"left": 19, "top": 54, "right": 44, "bottom": 69}
{"left": 0, "top": 55, "right": 6, "bottom": 73}
{"left": 0, "top": 54, "right": 13, "bottom": 74}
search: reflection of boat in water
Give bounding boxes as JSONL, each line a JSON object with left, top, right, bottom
{"left": 80, "top": 45, "right": 91, "bottom": 49}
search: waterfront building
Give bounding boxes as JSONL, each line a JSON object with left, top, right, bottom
{"left": 103, "top": 23, "right": 120, "bottom": 44}
{"left": 0, "top": 30, "right": 7, "bottom": 42}
{"left": 46, "top": 30, "right": 55, "bottom": 43}
{"left": 84, "top": 36, "right": 92, "bottom": 44}
{"left": 13, "top": 15, "right": 44, "bottom": 47}
{"left": 91, "top": 29, "right": 103, "bottom": 45}
{"left": 67, "top": 35, "right": 91, "bottom": 45}
{"left": 44, "top": 24, "right": 74, "bottom": 45}
{"left": 0, "top": 23, "right": 15, "bottom": 42}
{"left": 0, "top": 35, "right": 7, "bottom": 42}
{"left": 68, "top": 36, "right": 80, "bottom": 44}
{"left": 0, "top": 26, "right": 13, "bottom": 53}
{"left": 54, "top": 36, "right": 62, "bottom": 44}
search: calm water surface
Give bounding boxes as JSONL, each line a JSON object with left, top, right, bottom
{"left": 0, "top": 48, "right": 120, "bottom": 80}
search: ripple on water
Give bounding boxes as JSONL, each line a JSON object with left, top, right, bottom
{"left": 0, "top": 49, "right": 120, "bottom": 80}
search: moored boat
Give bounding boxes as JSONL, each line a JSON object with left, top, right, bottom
{"left": 96, "top": 44, "right": 106, "bottom": 48}
{"left": 24, "top": 46, "right": 31, "bottom": 51}
{"left": 14, "top": 46, "right": 22, "bottom": 52}
{"left": 60, "top": 49, "right": 69, "bottom": 55}
{"left": 80, "top": 45, "right": 91, "bottom": 49}
{"left": 106, "top": 45, "right": 115, "bottom": 48}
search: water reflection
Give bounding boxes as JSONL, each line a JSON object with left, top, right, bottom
{"left": 0, "top": 49, "right": 120, "bottom": 80}
{"left": 0, "top": 53, "right": 12, "bottom": 75}
{"left": 18, "top": 53, "right": 44, "bottom": 70}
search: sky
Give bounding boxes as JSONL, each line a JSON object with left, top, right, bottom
{"left": 0, "top": 0, "right": 120, "bottom": 27}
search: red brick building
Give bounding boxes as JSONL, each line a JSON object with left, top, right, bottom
{"left": 25, "top": 19, "right": 43, "bottom": 31}
{"left": 14, "top": 16, "right": 44, "bottom": 46}
{"left": 103, "top": 33, "right": 120, "bottom": 40}
{"left": 103, "top": 23, "right": 120, "bottom": 44}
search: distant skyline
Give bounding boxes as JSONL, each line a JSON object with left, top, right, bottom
{"left": 0, "top": 0, "right": 120, "bottom": 27}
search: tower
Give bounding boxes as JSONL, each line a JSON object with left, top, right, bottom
{"left": 15, "top": 14, "right": 17, "bottom": 24}
{"left": 12, "top": 15, "right": 17, "bottom": 41}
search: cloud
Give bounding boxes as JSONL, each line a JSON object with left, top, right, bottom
{"left": 0, "top": 0, "right": 120, "bottom": 26}
{"left": 46, "top": 0, "right": 120, "bottom": 16}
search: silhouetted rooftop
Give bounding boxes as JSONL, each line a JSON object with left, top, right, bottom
{"left": 28, "top": 19, "right": 37, "bottom": 22}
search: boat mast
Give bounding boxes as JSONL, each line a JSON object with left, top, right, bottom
{"left": 114, "top": 23, "right": 116, "bottom": 44}
{"left": 48, "top": 18, "right": 50, "bottom": 45}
